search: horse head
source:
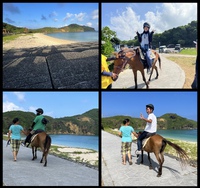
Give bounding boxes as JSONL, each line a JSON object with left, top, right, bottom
{"left": 112, "top": 49, "right": 136, "bottom": 81}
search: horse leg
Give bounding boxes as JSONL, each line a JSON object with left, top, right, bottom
{"left": 154, "top": 153, "right": 163, "bottom": 177}
{"left": 141, "top": 70, "right": 149, "bottom": 88}
{"left": 148, "top": 152, "right": 153, "bottom": 169}
{"left": 140, "top": 150, "right": 144, "bottom": 164}
{"left": 32, "top": 147, "right": 35, "bottom": 160}
{"left": 133, "top": 70, "right": 138, "bottom": 89}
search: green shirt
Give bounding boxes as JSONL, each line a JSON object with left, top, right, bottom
{"left": 33, "top": 115, "right": 45, "bottom": 131}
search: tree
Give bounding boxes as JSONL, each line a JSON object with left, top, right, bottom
{"left": 101, "top": 27, "right": 116, "bottom": 56}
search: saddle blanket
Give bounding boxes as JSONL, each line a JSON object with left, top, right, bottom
{"left": 31, "top": 134, "right": 39, "bottom": 142}
{"left": 142, "top": 137, "right": 151, "bottom": 148}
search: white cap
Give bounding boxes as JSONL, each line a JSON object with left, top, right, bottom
{"left": 193, "top": 41, "right": 197, "bottom": 44}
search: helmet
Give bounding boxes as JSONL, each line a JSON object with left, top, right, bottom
{"left": 36, "top": 108, "right": 44, "bottom": 114}
{"left": 146, "top": 104, "right": 154, "bottom": 111}
{"left": 143, "top": 22, "right": 150, "bottom": 28}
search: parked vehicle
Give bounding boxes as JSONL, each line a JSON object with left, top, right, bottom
{"left": 159, "top": 45, "right": 167, "bottom": 53}
{"left": 175, "top": 44, "right": 181, "bottom": 50}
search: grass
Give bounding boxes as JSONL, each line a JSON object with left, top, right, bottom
{"left": 3, "top": 33, "right": 32, "bottom": 43}
{"left": 165, "top": 56, "right": 196, "bottom": 88}
{"left": 180, "top": 48, "right": 197, "bottom": 55}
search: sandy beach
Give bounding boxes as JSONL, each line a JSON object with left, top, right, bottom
{"left": 3, "top": 33, "right": 77, "bottom": 49}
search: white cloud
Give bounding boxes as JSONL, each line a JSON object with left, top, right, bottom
{"left": 3, "top": 101, "right": 24, "bottom": 112}
{"left": 86, "top": 22, "right": 92, "bottom": 27}
{"left": 13, "top": 92, "right": 25, "bottom": 101}
{"left": 107, "top": 3, "right": 197, "bottom": 40}
{"left": 63, "top": 12, "right": 73, "bottom": 21}
{"left": 92, "top": 9, "right": 98, "bottom": 19}
{"left": 75, "top": 12, "right": 86, "bottom": 21}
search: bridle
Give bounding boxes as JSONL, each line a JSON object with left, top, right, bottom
{"left": 114, "top": 50, "right": 136, "bottom": 74}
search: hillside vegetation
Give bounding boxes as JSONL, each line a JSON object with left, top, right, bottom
{"left": 3, "top": 109, "right": 99, "bottom": 135}
{"left": 3, "top": 22, "right": 95, "bottom": 34}
{"left": 102, "top": 113, "right": 197, "bottom": 130}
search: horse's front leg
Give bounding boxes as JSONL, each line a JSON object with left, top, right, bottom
{"left": 140, "top": 150, "right": 144, "bottom": 164}
{"left": 32, "top": 147, "right": 37, "bottom": 160}
{"left": 133, "top": 70, "right": 138, "bottom": 89}
{"left": 148, "top": 152, "right": 153, "bottom": 169}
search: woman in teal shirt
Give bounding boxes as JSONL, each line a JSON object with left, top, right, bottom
{"left": 119, "top": 119, "right": 138, "bottom": 165}
{"left": 8, "top": 118, "right": 26, "bottom": 161}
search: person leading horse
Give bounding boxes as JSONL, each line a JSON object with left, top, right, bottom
{"left": 24, "top": 108, "right": 46, "bottom": 147}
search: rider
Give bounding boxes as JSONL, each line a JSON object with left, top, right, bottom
{"left": 135, "top": 104, "right": 157, "bottom": 156}
{"left": 136, "top": 22, "right": 155, "bottom": 74}
{"left": 23, "top": 108, "right": 46, "bottom": 147}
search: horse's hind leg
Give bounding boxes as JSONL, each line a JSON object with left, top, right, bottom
{"left": 132, "top": 70, "right": 138, "bottom": 89}
{"left": 141, "top": 70, "right": 149, "bottom": 89}
{"left": 154, "top": 153, "right": 163, "bottom": 177}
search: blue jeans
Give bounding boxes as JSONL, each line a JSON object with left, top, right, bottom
{"left": 137, "top": 131, "right": 148, "bottom": 150}
{"left": 141, "top": 45, "right": 153, "bottom": 69}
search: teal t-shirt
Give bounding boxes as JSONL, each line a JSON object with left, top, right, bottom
{"left": 119, "top": 125, "right": 134, "bottom": 142}
{"left": 33, "top": 115, "right": 45, "bottom": 131}
{"left": 9, "top": 125, "right": 23, "bottom": 140}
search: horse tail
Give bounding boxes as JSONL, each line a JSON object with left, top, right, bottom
{"left": 160, "top": 139, "right": 167, "bottom": 153}
{"left": 163, "top": 138, "right": 189, "bottom": 167}
{"left": 44, "top": 134, "right": 51, "bottom": 152}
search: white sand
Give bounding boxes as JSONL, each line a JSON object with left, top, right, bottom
{"left": 3, "top": 33, "right": 77, "bottom": 49}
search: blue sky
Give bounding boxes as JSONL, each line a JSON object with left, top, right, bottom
{"left": 3, "top": 92, "right": 98, "bottom": 118}
{"left": 102, "top": 91, "right": 197, "bottom": 121}
{"left": 102, "top": 3, "right": 197, "bottom": 40}
{"left": 3, "top": 3, "right": 98, "bottom": 30}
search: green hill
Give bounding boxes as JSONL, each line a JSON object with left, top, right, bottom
{"left": 3, "top": 22, "right": 95, "bottom": 34}
{"left": 3, "top": 109, "right": 99, "bottom": 135}
{"left": 102, "top": 113, "right": 197, "bottom": 130}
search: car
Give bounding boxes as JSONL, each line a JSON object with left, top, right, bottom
{"left": 159, "top": 45, "right": 167, "bottom": 53}
{"left": 175, "top": 44, "right": 181, "bottom": 50}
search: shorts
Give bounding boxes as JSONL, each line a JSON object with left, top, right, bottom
{"left": 121, "top": 142, "right": 132, "bottom": 155}
{"left": 11, "top": 139, "right": 21, "bottom": 152}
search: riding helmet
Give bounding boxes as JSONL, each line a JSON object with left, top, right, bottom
{"left": 146, "top": 104, "right": 154, "bottom": 111}
{"left": 36, "top": 108, "right": 44, "bottom": 114}
{"left": 143, "top": 22, "right": 150, "bottom": 28}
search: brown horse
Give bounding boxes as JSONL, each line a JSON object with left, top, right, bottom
{"left": 112, "top": 47, "right": 161, "bottom": 89}
{"left": 25, "top": 130, "right": 51, "bottom": 167}
{"left": 136, "top": 132, "right": 189, "bottom": 177}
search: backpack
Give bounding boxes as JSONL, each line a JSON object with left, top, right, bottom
{"left": 42, "top": 117, "right": 48, "bottom": 125}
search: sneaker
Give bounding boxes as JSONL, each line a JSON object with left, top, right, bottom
{"left": 147, "top": 69, "right": 151, "bottom": 75}
{"left": 135, "top": 150, "right": 141, "bottom": 155}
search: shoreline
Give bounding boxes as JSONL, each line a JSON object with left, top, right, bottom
{"left": 3, "top": 33, "right": 78, "bottom": 50}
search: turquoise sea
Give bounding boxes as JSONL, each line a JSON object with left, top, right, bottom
{"left": 45, "top": 31, "right": 98, "bottom": 42}
{"left": 49, "top": 134, "right": 99, "bottom": 151}
{"left": 136, "top": 129, "right": 197, "bottom": 142}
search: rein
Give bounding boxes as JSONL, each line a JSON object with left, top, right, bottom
{"left": 114, "top": 50, "right": 136, "bottom": 73}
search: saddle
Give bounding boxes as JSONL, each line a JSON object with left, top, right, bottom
{"left": 30, "top": 129, "right": 44, "bottom": 143}
{"left": 138, "top": 47, "right": 156, "bottom": 69}
{"left": 142, "top": 132, "right": 156, "bottom": 149}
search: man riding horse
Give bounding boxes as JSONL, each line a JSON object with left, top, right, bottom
{"left": 136, "top": 22, "right": 155, "bottom": 74}
{"left": 135, "top": 104, "right": 157, "bottom": 156}
{"left": 23, "top": 108, "right": 46, "bottom": 147}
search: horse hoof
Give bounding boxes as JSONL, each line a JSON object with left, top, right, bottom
{"left": 149, "top": 166, "right": 153, "bottom": 170}
{"left": 157, "top": 174, "right": 161, "bottom": 177}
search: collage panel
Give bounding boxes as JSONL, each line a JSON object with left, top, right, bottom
{"left": 3, "top": 3, "right": 99, "bottom": 89}
{"left": 101, "top": 91, "right": 197, "bottom": 186}
{"left": 101, "top": 2, "right": 197, "bottom": 89}
{"left": 3, "top": 91, "right": 99, "bottom": 186}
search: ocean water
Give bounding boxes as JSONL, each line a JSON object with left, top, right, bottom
{"left": 45, "top": 31, "right": 98, "bottom": 42}
{"left": 49, "top": 134, "right": 99, "bottom": 151}
{"left": 136, "top": 129, "right": 197, "bottom": 142}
